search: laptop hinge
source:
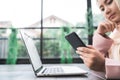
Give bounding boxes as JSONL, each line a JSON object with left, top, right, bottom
{"left": 35, "top": 66, "right": 43, "bottom": 73}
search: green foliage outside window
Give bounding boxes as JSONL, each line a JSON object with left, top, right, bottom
{"left": 58, "top": 25, "right": 73, "bottom": 63}
{"left": 6, "top": 28, "right": 18, "bottom": 64}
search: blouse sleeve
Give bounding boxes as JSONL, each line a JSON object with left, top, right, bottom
{"left": 105, "top": 58, "right": 120, "bottom": 79}
{"left": 92, "top": 32, "right": 120, "bottom": 79}
{"left": 93, "top": 32, "right": 113, "bottom": 55}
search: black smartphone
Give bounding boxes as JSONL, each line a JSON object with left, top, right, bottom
{"left": 65, "top": 32, "right": 86, "bottom": 50}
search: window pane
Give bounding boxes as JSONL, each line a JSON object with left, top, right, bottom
{"left": 43, "top": 0, "right": 87, "bottom": 27}
{"left": 0, "top": 0, "right": 41, "bottom": 28}
{"left": 43, "top": 0, "right": 87, "bottom": 58}
{"left": 0, "top": 29, "right": 41, "bottom": 59}
{"left": 0, "top": 0, "right": 41, "bottom": 61}
{"left": 42, "top": 0, "right": 87, "bottom": 59}
{"left": 91, "top": 0, "right": 105, "bottom": 26}
{"left": 43, "top": 28, "right": 88, "bottom": 58}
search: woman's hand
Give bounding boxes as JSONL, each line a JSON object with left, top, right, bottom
{"left": 76, "top": 45, "right": 105, "bottom": 72}
{"left": 96, "top": 21, "right": 116, "bottom": 35}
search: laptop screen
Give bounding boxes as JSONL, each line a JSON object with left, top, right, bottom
{"left": 20, "top": 31, "right": 42, "bottom": 71}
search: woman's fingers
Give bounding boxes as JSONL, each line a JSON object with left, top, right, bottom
{"left": 97, "top": 20, "right": 116, "bottom": 35}
{"left": 105, "top": 21, "right": 116, "bottom": 31}
{"left": 103, "top": 21, "right": 114, "bottom": 32}
{"left": 77, "top": 45, "right": 95, "bottom": 53}
{"left": 86, "top": 45, "right": 94, "bottom": 49}
{"left": 77, "top": 47, "right": 89, "bottom": 53}
{"left": 76, "top": 51, "right": 89, "bottom": 58}
{"left": 76, "top": 47, "right": 105, "bottom": 71}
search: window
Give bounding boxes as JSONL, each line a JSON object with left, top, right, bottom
{"left": 42, "top": 0, "right": 87, "bottom": 63}
{"left": 91, "top": 0, "right": 104, "bottom": 26}
{"left": 0, "top": 0, "right": 41, "bottom": 64}
{"left": 0, "top": 0, "right": 102, "bottom": 64}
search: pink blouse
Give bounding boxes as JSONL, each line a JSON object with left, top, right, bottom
{"left": 92, "top": 31, "right": 120, "bottom": 79}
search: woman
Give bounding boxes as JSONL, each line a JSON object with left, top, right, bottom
{"left": 76, "top": 0, "right": 120, "bottom": 79}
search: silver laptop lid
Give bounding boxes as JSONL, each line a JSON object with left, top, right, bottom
{"left": 20, "top": 30, "right": 42, "bottom": 71}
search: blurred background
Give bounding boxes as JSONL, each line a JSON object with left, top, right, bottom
{"left": 0, "top": 0, "right": 104, "bottom": 64}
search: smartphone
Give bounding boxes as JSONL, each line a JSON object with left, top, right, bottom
{"left": 65, "top": 32, "right": 86, "bottom": 50}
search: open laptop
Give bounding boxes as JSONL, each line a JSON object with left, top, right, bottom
{"left": 20, "top": 30, "right": 88, "bottom": 77}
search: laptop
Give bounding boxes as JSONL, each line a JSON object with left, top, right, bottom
{"left": 20, "top": 30, "right": 88, "bottom": 77}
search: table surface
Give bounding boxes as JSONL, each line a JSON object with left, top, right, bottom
{"left": 0, "top": 64, "right": 107, "bottom": 80}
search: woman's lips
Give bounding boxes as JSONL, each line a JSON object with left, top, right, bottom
{"left": 109, "top": 13, "right": 116, "bottom": 20}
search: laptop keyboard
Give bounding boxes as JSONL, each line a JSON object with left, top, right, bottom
{"left": 43, "top": 67, "right": 64, "bottom": 74}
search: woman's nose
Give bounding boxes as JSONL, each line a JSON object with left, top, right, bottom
{"left": 105, "top": 7, "right": 111, "bottom": 14}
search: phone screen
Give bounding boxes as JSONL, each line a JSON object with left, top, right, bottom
{"left": 65, "top": 32, "right": 86, "bottom": 50}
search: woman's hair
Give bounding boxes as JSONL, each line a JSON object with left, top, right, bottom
{"left": 96, "top": 0, "right": 120, "bottom": 10}
{"left": 115, "top": 0, "right": 120, "bottom": 10}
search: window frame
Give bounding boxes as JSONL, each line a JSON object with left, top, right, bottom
{"left": 0, "top": 0, "right": 96, "bottom": 64}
